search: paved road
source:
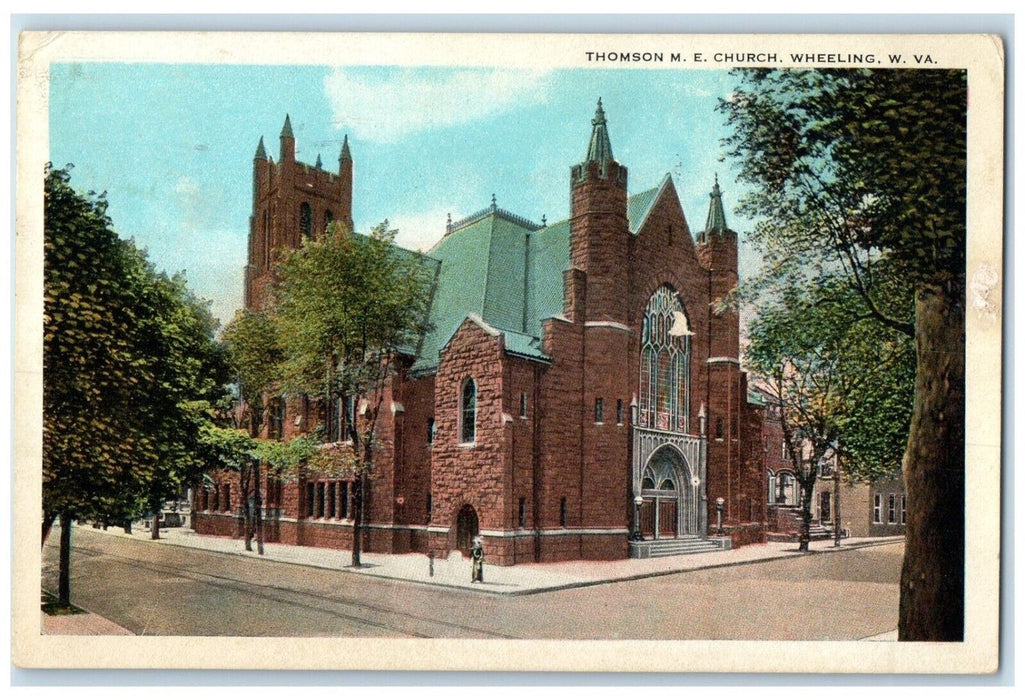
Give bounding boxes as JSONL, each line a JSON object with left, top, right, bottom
{"left": 42, "top": 527, "right": 901, "bottom": 640}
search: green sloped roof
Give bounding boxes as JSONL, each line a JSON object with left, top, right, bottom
{"left": 408, "top": 179, "right": 675, "bottom": 374}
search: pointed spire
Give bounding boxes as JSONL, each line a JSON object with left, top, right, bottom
{"left": 254, "top": 136, "right": 267, "bottom": 160}
{"left": 280, "top": 114, "right": 294, "bottom": 139}
{"left": 704, "top": 173, "right": 728, "bottom": 234}
{"left": 315, "top": 153, "right": 323, "bottom": 169}
{"left": 339, "top": 134, "right": 352, "bottom": 162}
{"left": 585, "top": 98, "right": 614, "bottom": 165}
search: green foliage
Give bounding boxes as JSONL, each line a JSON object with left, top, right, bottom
{"left": 221, "top": 308, "right": 283, "bottom": 414}
{"left": 43, "top": 165, "right": 230, "bottom": 529}
{"left": 747, "top": 278, "right": 915, "bottom": 484}
{"left": 274, "top": 221, "right": 434, "bottom": 403}
{"left": 721, "top": 68, "right": 966, "bottom": 334}
{"left": 270, "top": 221, "right": 434, "bottom": 478}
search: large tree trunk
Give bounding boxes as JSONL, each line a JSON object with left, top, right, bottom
{"left": 798, "top": 478, "right": 813, "bottom": 552}
{"left": 899, "top": 282, "right": 965, "bottom": 641}
{"left": 58, "top": 512, "right": 72, "bottom": 607}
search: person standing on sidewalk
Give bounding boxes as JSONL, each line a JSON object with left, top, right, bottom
{"left": 471, "top": 537, "right": 484, "bottom": 583}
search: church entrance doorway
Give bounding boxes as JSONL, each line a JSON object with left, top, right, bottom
{"left": 639, "top": 445, "right": 695, "bottom": 539}
{"left": 456, "top": 504, "right": 479, "bottom": 556}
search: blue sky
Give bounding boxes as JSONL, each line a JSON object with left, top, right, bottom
{"left": 49, "top": 64, "right": 756, "bottom": 327}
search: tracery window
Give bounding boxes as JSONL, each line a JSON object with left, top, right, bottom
{"left": 641, "top": 459, "right": 678, "bottom": 493}
{"left": 638, "top": 286, "right": 691, "bottom": 433}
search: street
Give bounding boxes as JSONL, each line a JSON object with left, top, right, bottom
{"left": 42, "top": 527, "right": 901, "bottom": 640}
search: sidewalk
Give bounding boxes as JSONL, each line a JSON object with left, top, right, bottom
{"left": 78, "top": 523, "right": 904, "bottom": 596}
{"left": 45, "top": 524, "right": 903, "bottom": 637}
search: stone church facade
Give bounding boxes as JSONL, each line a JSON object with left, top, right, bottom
{"left": 193, "top": 103, "right": 769, "bottom": 564}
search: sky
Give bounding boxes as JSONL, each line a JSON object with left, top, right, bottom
{"left": 49, "top": 64, "right": 757, "bottom": 328}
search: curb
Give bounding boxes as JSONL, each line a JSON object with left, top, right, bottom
{"left": 85, "top": 527, "right": 904, "bottom": 598}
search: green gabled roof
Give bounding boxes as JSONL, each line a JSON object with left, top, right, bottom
{"left": 408, "top": 179, "right": 677, "bottom": 374}
{"left": 627, "top": 174, "right": 674, "bottom": 234}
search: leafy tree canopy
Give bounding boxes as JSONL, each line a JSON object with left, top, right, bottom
{"left": 43, "top": 165, "right": 229, "bottom": 532}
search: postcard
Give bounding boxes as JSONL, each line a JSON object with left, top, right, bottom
{"left": 14, "top": 31, "right": 1004, "bottom": 673}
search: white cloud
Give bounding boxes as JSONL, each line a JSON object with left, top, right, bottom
{"left": 323, "top": 68, "right": 553, "bottom": 143}
{"left": 379, "top": 207, "right": 452, "bottom": 253}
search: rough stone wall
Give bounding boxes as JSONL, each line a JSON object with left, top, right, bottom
{"left": 536, "top": 317, "right": 585, "bottom": 561}
{"left": 428, "top": 320, "right": 510, "bottom": 561}
{"left": 570, "top": 160, "right": 630, "bottom": 323}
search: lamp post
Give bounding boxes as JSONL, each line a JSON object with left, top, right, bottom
{"left": 631, "top": 495, "right": 644, "bottom": 541}
{"left": 715, "top": 496, "right": 725, "bottom": 536}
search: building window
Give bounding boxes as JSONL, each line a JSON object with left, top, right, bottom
{"left": 427, "top": 493, "right": 433, "bottom": 519}
{"left": 888, "top": 494, "right": 897, "bottom": 524}
{"left": 518, "top": 498, "right": 526, "bottom": 528}
{"left": 211, "top": 486, "right": 219, "bottom": 513}
{"left": 223, "top": 484, "right": 232, "bottom": 512}
{"left": 427, "top": 417, "right": 435, "bottom": 444}
{"left": 460, "top": 378, "right": 477, "bottom": 444}
{"left": 901, "top": 495, "right": 907, "bottom": 525}
{"left": 324, "top": 209, "right": 334, "bottom": 233}
{"left": 305, "top": 482, "right": 316, "bottom": 518}
{"left": 617, "top": 399, "right": 624, "bottom": 425}
{"left": 520, "top": 392, "right": 527, "bottom": 419}
{"left": 638, "top": 285, "right": 691, "bottom": 433}
{"left": 715, "top": 418, "right": 724, "bottom": 440}
{"left": 340, "top": 482, "right": 349, "bottom": 519}
{"left": 767, "top": 473, "right": 777, "bottom": 505}
{"left": 873, "top": 494, "right": 883, "bottom": 524}
{"left": 764, "top": 436, "right": 770, "bottom": 453}
{"left": 560, "top": 497, "right": 567, "bottom": 527}
{"left": 594, "top": 398, "right": 603, "bottom": 424}
{"left": 269, "top": 397, "right": 286, "bottom": 440}
{"left": 328, "top": 482, "right": 337, "bottom": 518}
{"left": 300, "top": 202, "right": 313, "bottom": 236}
{"left": 819, "top": 455, "right": 834, "bottom": 478}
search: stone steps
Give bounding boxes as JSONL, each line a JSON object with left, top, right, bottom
{"left": 629, "top": 535, "right": 730, "bottom": 559}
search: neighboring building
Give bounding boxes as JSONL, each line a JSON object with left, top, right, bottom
{"left": 194, "top": 103, "right": 769, "bottom": 564}
{"left": 751, "top": 386, "right": 907, "bottom": 540}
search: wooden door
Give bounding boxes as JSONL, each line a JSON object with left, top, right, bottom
{"left": 659, "top": 500, "right": 677, "bottom": 538}
{"left": 640, "top": 499, "right": 656, "bottom": 539}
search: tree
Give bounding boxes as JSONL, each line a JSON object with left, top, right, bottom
{"left": 220, "top": 308, "right": 284, "bottom": 553}
{"left": 722, "top": 68, "right": 966, "bottom": 640}
{"left": 43, "top": 165, "right": 228, "bottom": 606}
{"left": 747, "top": 277, "right": 915, "bottom": 551}
{"left": 272, "top": 222, "right": 434, "bottom": 567}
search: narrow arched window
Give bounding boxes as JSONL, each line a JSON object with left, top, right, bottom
{"left": 638, "top": 285, "right": 691, "bottom": 432}
{"left": 300, "top": 202, "right": 313, "bottom": 236}
{"left": 461, "top": 378, "right": 477, "bottom": 444}
{"left": 324, "top": 210, "right": 335, "bottom": 233}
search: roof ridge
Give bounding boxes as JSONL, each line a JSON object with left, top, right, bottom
{"left": 447, "top": 202, "right": 542, "bottom": 235}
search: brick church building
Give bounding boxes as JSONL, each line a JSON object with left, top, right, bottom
{"left": 193, "top": 103, "right": 769, "bottom": 564}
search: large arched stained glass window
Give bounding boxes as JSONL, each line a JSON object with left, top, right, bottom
{"left": 460, "top": 378, "right": 477, "bottom": 444}
{"left": 638, "top": 286, "right": 691, "bottom": 433}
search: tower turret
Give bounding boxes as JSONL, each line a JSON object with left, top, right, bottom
{"left": 696, "top": 174, "right": 739, "bottom": 361}
{"left": 338, "top": 134, "right": 354, "bottom": 229}
{"left": 567, "top": 99, "right": 630, "bottom": 323}
{"left": 279, "top": 114, "right": 295, "bottom": 163}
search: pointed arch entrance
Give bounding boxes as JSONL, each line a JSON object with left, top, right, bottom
{"left": 639, "top": 445, "right": 698, "bottom": 539}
